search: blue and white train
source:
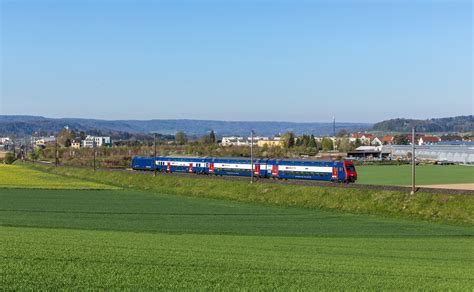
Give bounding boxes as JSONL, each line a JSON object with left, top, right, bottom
{"left": 132, "top": 156, "right": 358, "bottom": 183}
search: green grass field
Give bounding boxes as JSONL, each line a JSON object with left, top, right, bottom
{"left": 1, "top": 164, "right": 473, "bottom": 289}
{"left": 25, "top": 163, "right": 474, "bottom": 224}
{"left": 357, "top": 164, "right": 474, "bottom": 186}
{"left": 0, "top": 164, "right": 117, "bottom": 189}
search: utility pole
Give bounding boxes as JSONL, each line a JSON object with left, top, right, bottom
{"left": 153, "top": 133, "right": 157, "bottom": 177}
{"left": 24, "top": 138, "right": 28, "bottom": 161}
{"left": 333, "top": 116, "right": 337, "bottom": 151}
{"left": 55, "top": 137, "right": 58, "bottom": 167}
{"left": 411, "top": 127, "right": 416, "bottom": 195}
{"left": 250, "top": 130, "right": 254, "bottom": 184}
{"left": 12, "top": 140, "right": 16, "bottom": 159}
{"left": 93, "top": 139, "right": 96, "bottom": 172}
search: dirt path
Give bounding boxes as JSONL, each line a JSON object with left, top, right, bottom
{"left": 419, "top": 183, "right": 474, "bottom": 191}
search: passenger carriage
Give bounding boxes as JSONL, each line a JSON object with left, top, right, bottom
{"left": 132, "top": 156, "right": 357, "bottom": 183}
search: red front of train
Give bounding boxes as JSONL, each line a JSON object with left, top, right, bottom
{"left": 344, "top": 161, "right": 357, "bottom": 183}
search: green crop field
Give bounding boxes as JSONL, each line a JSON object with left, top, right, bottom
{"left": 356, "top": 164, "right": 474, "bottom": 186}
{"left": 1, "top": 164, "right": 473, "bottom": 289}
{"left": 24, "top": 163, "right": 474, "bottom": 224}
{"left": 0, "top": 164, "right": 118, "bottom": 189}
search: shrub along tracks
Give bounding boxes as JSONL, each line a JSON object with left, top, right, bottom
{"left": 28, "top": 161, "right": 474, "bottom": 195}
{"left": 120, "top": 168, "right": 474, "bottom": 196}
{"left": 25, "top": 161, "right": 474, "bottom": 196}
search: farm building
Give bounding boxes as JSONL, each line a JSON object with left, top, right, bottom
{"left": 386, "top": 145, "right": 474, "bottom": 164}
{"left": 347, "top": 146, "right": 392, "bottom": 160}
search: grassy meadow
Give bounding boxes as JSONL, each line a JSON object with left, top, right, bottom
{"left": 356, "top": 164, "right": 474, "bottom": 186}
{"left": 0, "top": 164, "right": 117, "bottom": 189}
{"left": 25, "top": 163, "right": 474, "bottom": 224}
{"left": 0, "top": 163, "right": 473, "bottom": 289}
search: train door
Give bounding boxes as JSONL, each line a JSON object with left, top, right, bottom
{"left": 339, "top": 164, "right": 346, "bottom": 181}
{"left": 254, "top": 164, "right": 260, "bottom": 177}
{"left": 167, "top": 162, "right": 171, "bottom": 173}
{"left": 271, "top": 165, "right": 279, "bottom": 177}
{"left": 188, "top": 163, "right": 193, "bottom": 173}
{"left": 209, "top": 162, "right": 215, "bottom": 173}
{"left": 331, "top": 166, "right": 338, "bottom": 181}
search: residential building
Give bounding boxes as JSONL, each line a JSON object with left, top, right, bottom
{"left": 371, "top": 137, "right": 382, "bottom": 146}
{"left": 381, "top": 135, "right": 394, "bottom": 145}
{"left": 418, "top": 136, "right": 441, "bottom": 145}
{"left": 81, "top": 136, "right": 111, "bottom": 148}
{"left": 221, "top": 136, "right": 270, "bottom": 146}
{"left": 35, "top": 136, "right": 56, "bottom": 148}
{"left": 0, "top": 137, "right": 11, "bottom": 145}
{"left": 0, "top": 138, "right": 10, "bottom": 151}
{"left": 257, "top": 137, "right": 283, "bottom": 147}
{"left": 440, "top": 135, "right": 463, "bottom": 142}
{"left": 350, "top": 132, "right": 378, "bottom": 145}
{"left": 71, "top": 140, "right": 81, "bottom": 149}
{"left": 221, "top": 136, "right": 246, "bottom": 146}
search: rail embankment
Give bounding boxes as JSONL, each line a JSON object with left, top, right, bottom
{"left": 24, "top": 163, "right": 474, "bottom": 225}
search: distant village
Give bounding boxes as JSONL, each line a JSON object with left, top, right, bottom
{"left": 221, "top": 133, "right": 473, "bottom": 147}
{"left": 0, "top": 126, "right": 473, "bottom": 164}
{"left": 0, "top": 135, "right": 111, "bottom": 150}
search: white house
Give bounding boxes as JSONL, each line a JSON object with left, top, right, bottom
{"left": 220, "top": 136, "right": 269, "bottom": 146}
{"left": 0, "top": 137, "right": 11, "bottom": 145}
{"left": 371, "top": 137, "right": 382, "bottom": 146}
{"left": 221, "top": 136, "right": 246, "bottom": 146}
{"left": 81, "top": 136, "right": 111, "bottom": 148}
{"left": 418, "top": 136, "right": 441, "bottom": 145}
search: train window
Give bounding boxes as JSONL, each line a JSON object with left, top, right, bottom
{"left": 346, "top": 164, "right": 355, "bottom": 172}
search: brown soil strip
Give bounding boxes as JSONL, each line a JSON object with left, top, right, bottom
{"left": 419, "top": 183, "right": 474, "bottom": 191}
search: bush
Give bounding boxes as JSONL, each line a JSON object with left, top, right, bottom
{"left": 4, "top": 152, "right": 16, "bottom": 164}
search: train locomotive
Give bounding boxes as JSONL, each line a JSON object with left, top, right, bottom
{"left": 132, "top": 156, "right": 357, "bottom": 183}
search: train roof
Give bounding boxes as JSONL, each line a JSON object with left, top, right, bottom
{"left": 133, "top": 155, "right": 350, "bottom": 163}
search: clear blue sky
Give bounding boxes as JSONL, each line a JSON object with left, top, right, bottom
{"left": 1, "top": 0, "right": 472, "bottom": 123}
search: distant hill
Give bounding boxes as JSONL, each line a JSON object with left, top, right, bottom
{"left": 372, "top": 115, "right": 473, "bottom": 133}
{"left": 0, "top": 115, "right": 370, "bottom": 138}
